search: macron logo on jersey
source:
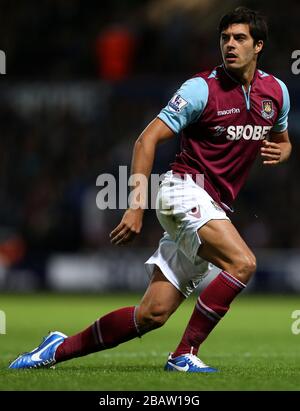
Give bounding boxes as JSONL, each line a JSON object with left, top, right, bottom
{"left": 226, "top": 125, "right": 272, "bottom": 141}
{"left": 168, "top": 94, "right": 189, "bottom": 113}
{"left": 217, "top": 108, "right": 240, "bottom": 116}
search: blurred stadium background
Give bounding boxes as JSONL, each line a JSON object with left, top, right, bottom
{"left": 0, "top": 0, "right": 299, "bottom": 295}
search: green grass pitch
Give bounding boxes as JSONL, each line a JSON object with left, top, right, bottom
{"left": 0, "top": 293, "right": 299, "bottom": 391}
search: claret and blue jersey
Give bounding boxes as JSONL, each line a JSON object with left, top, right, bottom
{"left": 158, "top": 64, "right": 290, "bottom": 209}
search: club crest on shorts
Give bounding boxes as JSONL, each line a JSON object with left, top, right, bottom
{"left": 188, "top": 205, "right": 201, "bottom": 219}
{"left": 261, "top": 100, "right": 274, "bottom": 119}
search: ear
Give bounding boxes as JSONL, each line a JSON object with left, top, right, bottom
{"left": 255, "top": 40, "right": 264, "bottom": 55}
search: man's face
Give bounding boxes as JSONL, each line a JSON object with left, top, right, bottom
{"left": 220, "top": 23, "right": 263, "bottom": 71}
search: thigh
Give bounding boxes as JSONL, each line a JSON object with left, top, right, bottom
{"left": 197, "top": 219, "right": 254, "bottom": 270}
{"left": 156, "top": 174, "right": 230, "bottom": 265}
{"left": 139, "top": 265, "right": 185, "bottom": 316}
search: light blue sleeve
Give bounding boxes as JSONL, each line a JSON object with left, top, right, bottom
{"left": 272, "top": 78, "right": 290, "bottom": 132}
{"left": 157, "top": 77, "right": 209, "bottom": 134}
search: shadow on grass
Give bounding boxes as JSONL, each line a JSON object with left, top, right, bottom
{"left": 57, "top": 364, "right": 164, "bottom": 373}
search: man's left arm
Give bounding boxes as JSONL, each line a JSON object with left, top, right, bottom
{"left": 261, "top": 130, "right": 292, "bottom": 165}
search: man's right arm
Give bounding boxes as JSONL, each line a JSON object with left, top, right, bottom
{"left": 110, "top": 76, "right": 208, "bottom": 246}
{"left": 110, "top": 118, "right": 175, "bottom": 246}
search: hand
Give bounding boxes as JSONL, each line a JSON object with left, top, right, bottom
{"left": 109, "top": 208, "right": 144, "bottom": 246}
{"left": 260, "top": 140, "right": 282, "bottom": 165}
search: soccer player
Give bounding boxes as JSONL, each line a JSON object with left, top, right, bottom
{"left": 9, "top": 7, "right": 291, "bottom": 372}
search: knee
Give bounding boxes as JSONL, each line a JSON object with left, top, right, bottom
{"left": 231, "top": 253, "right": 257, "bottom": 283}
{"left": 136, "top": 304, "right": 170, "bottom": 332}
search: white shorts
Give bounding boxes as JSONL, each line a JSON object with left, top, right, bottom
{"left": 145, "top": 171, "right": 230, "bottom": 297}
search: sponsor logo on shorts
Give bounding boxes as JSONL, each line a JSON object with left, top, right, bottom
{"left": 211, "top": 200, "right": 223, "bottom": 212}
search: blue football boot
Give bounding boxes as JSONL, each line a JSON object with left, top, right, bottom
{"left": 164, "top": 352, "right": 218, "bottom": 373}
{"left": 9, "top": 331, "right": 67, "bottom": 369}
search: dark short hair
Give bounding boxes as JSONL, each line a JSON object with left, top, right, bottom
{"left": 219, "top": 7, "right": 268, "bottom": 57}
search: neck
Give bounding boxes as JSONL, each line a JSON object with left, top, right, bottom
{"left": 225, "top": 61, "right": 257, "bottom": 90}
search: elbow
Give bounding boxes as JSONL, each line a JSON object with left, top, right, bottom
{"left": 136, "top": 133, "right": 148, "bottom": 144}
{"left": 135, "top": 132, "right": 157, "bottom": 149}
{"left": 135, "top": 135, "right": 143, "bottom": 148}
{"left": 134, "top": 135, "right": 148, "bottom": 153}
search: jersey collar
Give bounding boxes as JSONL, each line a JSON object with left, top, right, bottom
{"left": 219, "top": 64, "right": 259, "bottom": 87}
